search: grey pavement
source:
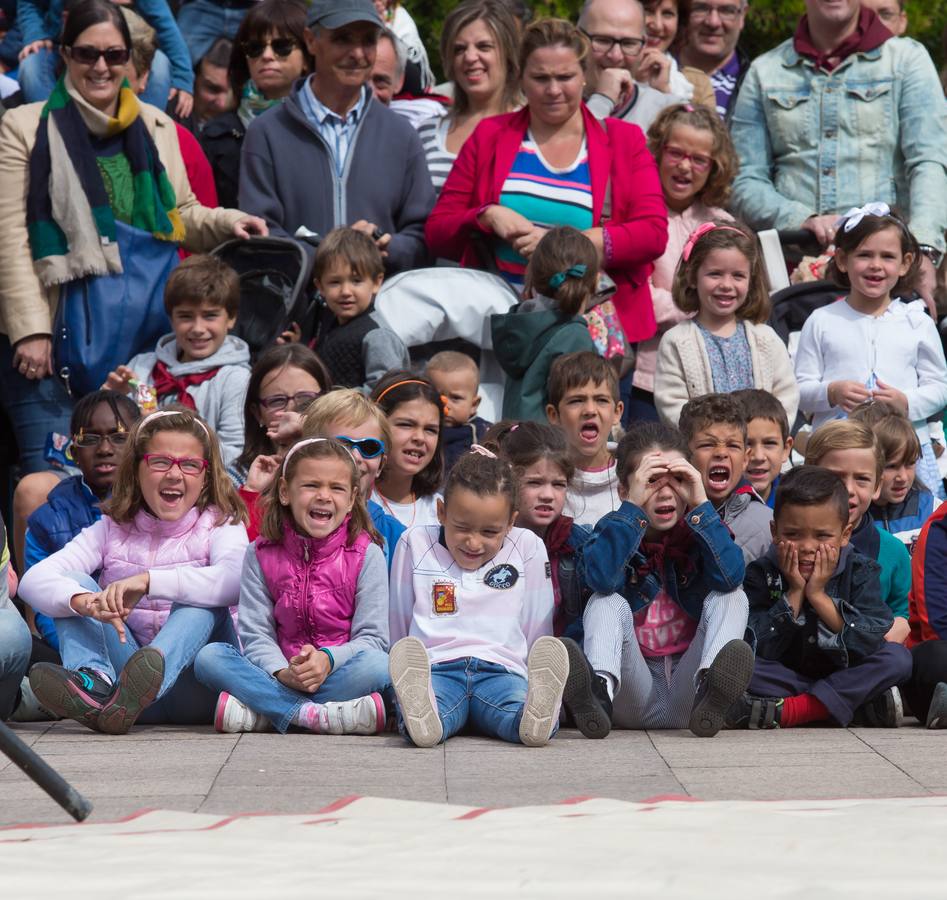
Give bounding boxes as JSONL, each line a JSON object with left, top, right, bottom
{"left": 3, "top": 719, "right": 946, "bottom": 826}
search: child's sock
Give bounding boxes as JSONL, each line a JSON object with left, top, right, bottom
{"left": 293, "top": 701, "right": 328, "bottom": 733}
{"left": 780, "top": 693, "right": 829, "bottom": 728}
{"left": 594, "top": 670, "right": 617, "bottom": 701}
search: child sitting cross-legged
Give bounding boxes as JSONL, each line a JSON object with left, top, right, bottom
{"left": 425, "top": 351, "right": 491, "bottom": 473}
{"left": 104, "top": 255, "right": 251, "bottom": 466}
{"left": 388, "top": 448, "right": 569, "bottom": 748}
{"left": 194, "top": 438, "right": 391, "bottom": 735}
{"left": 565, "top": 422, "right": 753, "bottom": 739}
{"left": 679, "top": 393, "right": 773, "bottom": 564}
{"left": 313, "top": 228, "right": 410, "bottom": 393}
{"left": 730, "top": 466, "right": 913, "bottom": 730}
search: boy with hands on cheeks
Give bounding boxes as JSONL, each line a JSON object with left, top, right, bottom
{"left": 729, "top": 466, "right": 913, "bottom": 731}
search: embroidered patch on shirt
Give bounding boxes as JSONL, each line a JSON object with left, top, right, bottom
{"left": 432, "top": 582, "right": 458, "bottom": 615}
{"left": 484, "top": 564, "right": 519, "bottom": 590}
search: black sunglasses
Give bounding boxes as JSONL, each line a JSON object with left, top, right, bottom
{"left": 241, "top": 37, "right": 299, "bottom": 59}
{"left": 67, "top": 45, "right": 131, "bottom": 66}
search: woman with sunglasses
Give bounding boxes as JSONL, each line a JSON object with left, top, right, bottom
{"left": 0, "top": 0, "right": 267, "bottom": 478}
{"left": 200, "top": 0, "right": 312, "bottom": 210}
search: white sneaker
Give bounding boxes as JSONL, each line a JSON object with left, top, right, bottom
{"left": 321, "top": 693, "right": 386, "bottom": 735}
{"left": 519, "top": 636, "right": 569, "bottom": 747}
{"left": 9, "top": 676, "right": 59, "bottom": 722}
{"left": 214, "top": 692, "right": 271, "bottom": 733}
{"left": 389, "top": 636, "right": 442, "bottom": 748}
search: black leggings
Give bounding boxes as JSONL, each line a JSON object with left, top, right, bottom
{"left": 903, "top": 641, "right": 947, "bottom": 722}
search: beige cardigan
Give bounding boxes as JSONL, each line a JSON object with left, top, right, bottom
{"left": 654, "top": 319, "right": 800, "bottom": 426}
{"left": 0, "top": 97, "right": 246, "bottom": 345}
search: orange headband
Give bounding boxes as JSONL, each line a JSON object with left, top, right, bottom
{"left": 375, "top": 379, "right": 449, "bottom": 417}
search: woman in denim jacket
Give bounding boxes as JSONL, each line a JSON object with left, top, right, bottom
{"left": 729, "top": 2, "right": 947, "bottom": 272}
{"left": 562, "top": 422, "right": 753, "bottom": 740}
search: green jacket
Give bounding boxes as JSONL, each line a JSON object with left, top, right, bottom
{"left": 491, "top": 296, "right": 596, "bottom": 422}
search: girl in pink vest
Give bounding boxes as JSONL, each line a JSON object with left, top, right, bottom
{"left": 194, "top": 438, "right": 391, "bottom": 735}
{"left": 21, "top": 409, "right": 249, "bottom": 734}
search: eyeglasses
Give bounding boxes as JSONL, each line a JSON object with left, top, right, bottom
{"left": 663, "top": 144, "right": 713, "bottom": 173}
{"left": 334, "top": 435, "right": 386, "bottom": 459}
{"left": 689, "top": 2, "right": 745, "bottom": 23}
{"left": 73, "top": 429, "right": 130, "bottom": 449}
{"left": 66, "top": 45, "right": 131, "bottom": 66}
{"left": 241, "top": 37, "right": 299, "bottom": 59}
{"left": 579, "top": 28, "right": 646, "bottom": 57}
{"left": 142, "top": 454, "right": 208, "bottom": 476}
{"left": 259, "top": 391, "right": 321, "bottom": 411}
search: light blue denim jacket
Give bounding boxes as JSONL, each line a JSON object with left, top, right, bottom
{"left": 730, "top": 36, "right": 947, "bottom": 251}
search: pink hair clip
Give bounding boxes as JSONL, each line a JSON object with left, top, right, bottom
{"left": 681, "top": 222, "right": 748, "bottom": 262}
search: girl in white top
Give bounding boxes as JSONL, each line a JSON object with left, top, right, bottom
{"left": 388, "top": 447, "right": 569, "bottom": 747}
{"left": 795, "top": 203, "right": 947, "bottom": 498}
{"left": 371, "top": 373, "right": 444, "bottom": 527}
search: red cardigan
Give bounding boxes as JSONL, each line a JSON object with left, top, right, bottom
{"left": 424, "top": 105, "right": 668, "bottom": 342}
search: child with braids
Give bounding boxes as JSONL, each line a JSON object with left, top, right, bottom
{"left": 388, "top": 447, "right": 569, "bottom": 748}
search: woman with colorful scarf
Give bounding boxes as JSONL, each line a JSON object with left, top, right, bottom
{"left": 200, "top": 0, "right": 313, "bottom": 210}
{"left": 0, "top": 0, "right": 266, "bottom": 474}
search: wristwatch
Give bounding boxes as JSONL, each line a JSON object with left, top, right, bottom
{"left": 918, "top": 244, "right": 944, "bottom": 268}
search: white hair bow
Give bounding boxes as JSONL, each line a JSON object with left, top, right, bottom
{"left": 835, "top": 201, "right": 891, "bottom": 234}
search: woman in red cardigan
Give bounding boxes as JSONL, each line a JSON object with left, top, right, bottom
{"left": 425, "top": 18, "right": 668, "bottom": 344}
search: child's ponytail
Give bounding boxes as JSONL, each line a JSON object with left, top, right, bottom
{"left": 523, "top": 226, "right": 599, "bottom": 317}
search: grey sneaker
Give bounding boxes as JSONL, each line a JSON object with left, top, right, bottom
{"left": 519, "top": 636, "right": 569, "bottom": 747}
{"left": 10, "top": 676, "right": 59, "bottom": 722}
{"left": 926, "top": 682, "right": 947, "bottom": 729}
{"left": 389, "top": 637, "right": 442, "bottom": 748}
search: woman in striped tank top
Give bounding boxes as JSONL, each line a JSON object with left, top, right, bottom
{"left": 426, "top": 17, "right": 668, "bottom": 345}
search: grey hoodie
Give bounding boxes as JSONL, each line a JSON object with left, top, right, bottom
{"left": 718, "top": 485, "right": 774, "bottom": 566}
{"left": 127, "top": 333, "right": 251, "bottom": 466}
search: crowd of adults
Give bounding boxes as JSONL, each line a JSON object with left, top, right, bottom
{"left": 0, "top": 0, "right": 944, "bottom": 478}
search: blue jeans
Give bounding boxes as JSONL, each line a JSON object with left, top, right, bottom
{"left": 400, "top": 657, "right": 541, "bottom": 745}
{"left": 176, "top": 0, "right": 252, "bottom": 63}
{"left": 0, "top": 609, "right": 32, "bottom": 720}
{"left": 17, "top": 45, "right": 57, "bottom": 104}
{"left": 194, "top": 642, "right": 391, "bottom": 733}
{"left": 0, "top": 335, "right": 73, "bottom": 475}
{"left": 139, "top": 50, "right": 172, "bottom": 110}
{"left": 54, "top": 573, "right": 237, "bottom": 724}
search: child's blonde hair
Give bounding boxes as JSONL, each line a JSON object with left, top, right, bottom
{"left": 523, "top": 226, "right": 599, "bottom": 317}
{"left": 804, "top": 419, "right": 884, "bottom": 483}
{"left": 259, "top": 438, "right": 382, "bottom": 546}
{"left": 426, "top": 350, "right": 480, "bottom": 384}
{"left": 103, "top": 407, "right": 247, "bottom": 526}
{"left": 672, "top": 220, "right": 770, "bottom": 324}
{"left": 302, "top": 390, "right": 392, "bottom": 449}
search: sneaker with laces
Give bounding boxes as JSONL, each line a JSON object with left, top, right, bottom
{"left": 97, "top": 647, "right": 165, "bottom": 735}
{"left": 689, "top": 639, "right": 755, "bottom": 737}
{"left": 926, "top": 682, "right": 947, "bottom": 729}
{"left": 561, "top": 637, "right": 612, "bottom": 739}
{"left": 29, "top": 664, "right": 114, "bottom": 731}
{"left": 214, "top": 692, "right": 271, "bottom": 733}
{"left": 320, "top": 693, "right": 386, "bottom": 735}
{"left": 725, "top": 693, "right": 784, "bottom": 729}
{"left": 519, "top": 636, "right": 569, "bottom": 747}
{"left": 10, "top": 676, "right": 59, "bottom": 722}
{"left": 390, "top": 636, "right": 443, "bottom": 748}
{"left": 855, "top": 685, "right": 903, "bottom": 728}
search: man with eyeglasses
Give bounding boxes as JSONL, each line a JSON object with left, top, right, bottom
{"left": 239, "top": 0, "right": 435, "bottom": 274}
{"left": 578, "top": 0, "right": 683, "bottom": 132}
{"left": 677, "top": 0, "right": 750, "bottom": 118}
{"left": 730, "top": 0, "right": 946, "bottom": 310}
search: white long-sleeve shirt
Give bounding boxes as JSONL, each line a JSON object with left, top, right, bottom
{"left": 795, "top": 297, "right": 947, "bottom": 441}
{"left": 388, "top": 525, "right": 555, "bottom": 678}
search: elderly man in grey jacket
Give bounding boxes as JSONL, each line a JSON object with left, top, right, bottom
{"left": 239, "top": 0, "right": 435, "bottom": 274}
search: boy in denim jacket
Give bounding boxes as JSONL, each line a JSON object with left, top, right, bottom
{"left": 562, "top": 422, "right": 753, "bottom": 740}
{"left": 729, "top": 466, "right": 913, "bottom": 730}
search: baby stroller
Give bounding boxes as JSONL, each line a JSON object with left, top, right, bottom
{"left": 211, "top": 236, "right": 315, "bottom": 360}
{"left": 373, "top": 268, "right": 519, "bottom": 421}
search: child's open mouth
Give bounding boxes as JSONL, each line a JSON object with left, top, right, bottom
{"left": 652, "top": 502, "right": 678, "bottom": 524}
{"left": 308, "top": 509, "right": 333, "bottom": 524}
{"left": 746, "top": 466, "right": 769, "bottom": 479}
{"left": 707, "top": 465, "right": 731, "bottom": 491}
{"left": 402, "top": 448, "right": 426, "bottom": 466}
{"left": 579, "top": 422, "right": 600, "bottom": 444}
{"left": 159, "top": 489, "right": 183, "bottom": 505}
{"left": 533, "top": 503, "right": 556, "bottom": 517}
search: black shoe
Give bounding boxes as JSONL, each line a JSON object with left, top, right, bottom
{"left": 725, "top": 693, "right": 784, "bottom": 729}
{"left": 855, "top": 685, "right": 903, "bottom": 728}
{"left": 561, "top": 637, "right": 612, "bottom": 739}
{"left": 927, "top": 683, "right": 947, "bottom": 729}
{"left": 29, "top": 664, "right": 114, "bottom": 731}
{"left": 97, "top": 647, "right": 165, "bottom": 735}
{"left": 689, "top": 639, "right": 754, "bottom": 737}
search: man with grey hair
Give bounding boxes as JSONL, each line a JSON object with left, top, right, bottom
{"left": 239, "top": 0, "right": 434, "bottom": 272}
{"left": 371, "top": 27, "right": 407, "bottom": 106}
{"left": 578, "top": 0, "right": 682, "bottom": 133}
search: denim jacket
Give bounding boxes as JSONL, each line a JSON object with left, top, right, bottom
{"left": 730, "top": 36, "right": 947, "bottom": 251}
{"left": 576, "top": 500, "right": 745, "bottom": 619}
{"left": 19, "top": 0, "right": 193, "bottom": 92}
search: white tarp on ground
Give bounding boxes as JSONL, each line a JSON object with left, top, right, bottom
{"left": 2, "top": 794, "right": 945, "bottom": 898}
